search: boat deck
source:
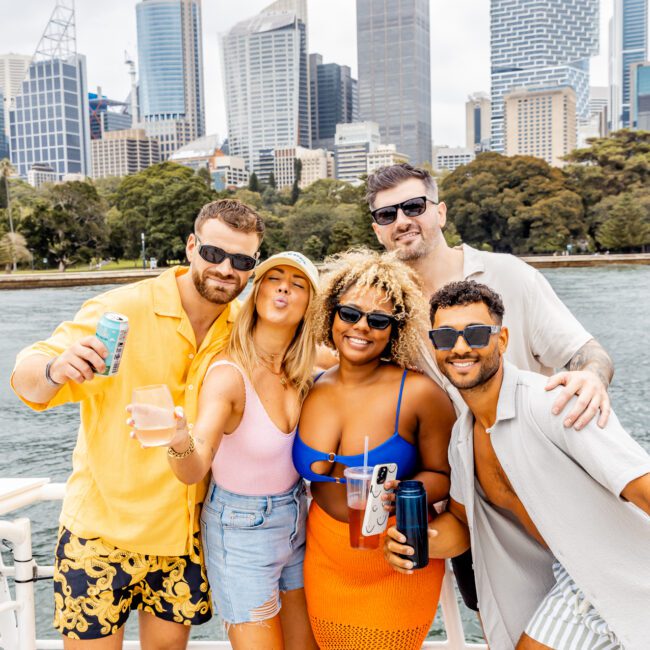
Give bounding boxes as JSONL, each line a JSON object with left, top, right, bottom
{"left": 0, "top": 478, "right": 487, "bottom": 650}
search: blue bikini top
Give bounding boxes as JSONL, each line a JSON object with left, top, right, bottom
{"left": 292, "top": 369, "right": 418, "bottom": 483}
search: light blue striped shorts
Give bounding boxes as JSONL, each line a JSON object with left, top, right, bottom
{"left": 525, "top": 561, "right": 622, "bottom": 650}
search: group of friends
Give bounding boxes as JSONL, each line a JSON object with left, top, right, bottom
{"left": 11, "top": 163, "right": 650, "bottom": 650}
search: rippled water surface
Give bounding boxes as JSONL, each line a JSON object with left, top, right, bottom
{"left": 1, "top": 266, "right": 648, "bottom": 642}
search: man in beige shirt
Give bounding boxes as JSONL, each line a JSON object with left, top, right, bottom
{"left": 367, "top": 163, "right": 615, "bottom": 612}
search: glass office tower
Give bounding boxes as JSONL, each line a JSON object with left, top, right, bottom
{"left": 356, "top": 0, "right": 432, "bottom": 165}
{"left": 490, "top": 0, "right": 599, "bottom": 152}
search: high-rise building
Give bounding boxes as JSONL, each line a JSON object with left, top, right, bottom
{"left": 356, "top": 0, "right": 431, "bottom": 166}
{"left": 432, "top": 146, "right": 476, "bottom": 172}
{"left": 334, "top": 121, "right": 380, "bottom": 184}
{"left": 504, "top": 86, "right": 577, "bottom": 167}
{"left": 273, "top": 146, "right": 331, "bottom": 189}
{"left": 310, "top": 53, "right": 358, "bottom": 151}
{"left": 9, "top": 3, "right": 91, "bottom": 180}
{"left": 366, "top": 144, "right": 409, "bottom": 174}
{"left": 466, "top": 92, "right": 491, "bottom": 151}
{"left": 490, "top": 0, "right": 599, "bottom": 152}
{"left": 0, "top": 53, "right": 32, "bottom": 156}
{"left": 221, "top": 0, "right": 310, "bottom": 181}
{"left": 578, "top": 86, "right": 609, "bottom": 145}
{"left": 89, "top": 91, "right": 132, "bottom": 140}
{"left": 0, "top": 89, "right": 8, "bottom": 160}
{"left": 91, "top": 128, "right": 159, "bottom": 179}
{"left": 609, "top": 0, "right": 648, "bottom": 129}
{"left": 136, "top": 0, "right": 205, "bottom": 159}
{"left": 631, "top": 61, "right": 650, "bottom": 129}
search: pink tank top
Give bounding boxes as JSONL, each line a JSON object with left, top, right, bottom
{"left": 207, "top": 360, "right": 300, "bottom": 496}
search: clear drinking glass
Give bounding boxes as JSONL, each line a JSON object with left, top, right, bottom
{"left": 131, "top": 384, "right": 176, "bottom": 447}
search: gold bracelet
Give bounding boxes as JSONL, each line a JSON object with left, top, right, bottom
{"left": 167, "top": 434, "right": 195, "bottom": 459}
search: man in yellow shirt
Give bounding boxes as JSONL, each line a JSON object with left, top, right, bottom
{"left": 11, "top": 199, "right": 264, "bottom": 649}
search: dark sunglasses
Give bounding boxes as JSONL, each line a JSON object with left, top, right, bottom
{"left": 195, "top": 236, "right": 259, "bottom": 271}
{"left": 370, "top": 196, "right": 438, "bottom": 226}
{"left": 428, "top": 325, "right": 501, "bottom": 350}
{"left": 335, "top": 304, "right": 396, "bottom": 330}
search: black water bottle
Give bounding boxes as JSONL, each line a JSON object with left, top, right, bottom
{"left": 395, "top": 480, "right": 429, "bottom": 569}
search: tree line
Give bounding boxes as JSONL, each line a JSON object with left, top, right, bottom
{"left": 0, "top": 129, "right": 648, "bottom": 271}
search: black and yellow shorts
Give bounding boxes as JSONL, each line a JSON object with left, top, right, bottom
{"left": 53, "top": 526, "right": 212, "bottom": 639}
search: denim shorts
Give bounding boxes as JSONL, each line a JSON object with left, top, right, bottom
{"left": 200, "top": 479, "right": 307, "bottom": 625}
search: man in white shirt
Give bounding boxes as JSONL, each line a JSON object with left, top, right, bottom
{"left": 385, "top": 280, "right": 650, "bottom": 649}
{"left": 367, "top": 163, "right": 615, "bottom": 611}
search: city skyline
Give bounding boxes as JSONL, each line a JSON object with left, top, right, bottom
{"left": 2, "top": 0, "right": 624, "bottom": 150}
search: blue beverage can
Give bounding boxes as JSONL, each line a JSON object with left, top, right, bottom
{"left": 395, "top": 480, "right": 429, "bottom": 569}
{"left": 95, "top": 312, "right": 129, "bottom": 376}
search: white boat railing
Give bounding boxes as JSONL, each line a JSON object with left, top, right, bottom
{"left": 0, "top": 478, "right": 487, "bottom": 650}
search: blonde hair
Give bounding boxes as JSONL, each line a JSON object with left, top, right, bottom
{"left": 226, "top": 268, "right": 317, "bottom": 402}
{"left": 315, "top": 248, "right": 429, "bottom": 368}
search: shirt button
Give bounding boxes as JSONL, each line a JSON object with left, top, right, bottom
{"left": 188, "top": 353, "right": 194, "bottom": 359}
{"left": 188, "top": 423, "right": 194, "bottom": 430}
{"left": 188, "top": 384, "right": 194, "bottom": 390}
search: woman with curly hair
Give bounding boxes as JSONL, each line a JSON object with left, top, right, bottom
{"left": 293, "top": 248, "right": 456, "bottom": 649}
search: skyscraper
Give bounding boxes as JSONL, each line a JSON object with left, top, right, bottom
{"left": 310, "top": 53, "right": 358, "bottom": 151}
{"left": 88, "top": 91, "right": 132, "bottom": 140}
{"left": 490, "top": 0, "right": 599, "bottom": 152}
{"left": 136, "top": 0, "right": 205, "bottom": 159}
{"left": 465, "top": 92, "right": 491, "bottom": 151}
{"left": 0, "top": 54, "right": 32, "bottom": 158}
{"left": 631, "top": 61, "right": 650, "bottom": 129}
{"left": 9, "top": 2, "right": 91, "bottom": 179}
{"left": 221, "top": 0, "right": 310, "bottom": 180}
{"left": 609, "top": 0, "right": 648, "bottom": 130}
{"left": 504, "top": 86, "right": 577, "bottom": 167}
{"left": 356, "top": 0, "right": 431, "bottom": 165}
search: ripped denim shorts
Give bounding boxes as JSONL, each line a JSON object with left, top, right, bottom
{"left": 200, "top": 479, "right": 307, "bottom": 625}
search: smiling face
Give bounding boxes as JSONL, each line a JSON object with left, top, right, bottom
{"left": 187, "top": 218, "right": 260, "bottom": 304}
{"left": 332, "top": 285, "right": 395, "bottom": 365}
{"left": 433, "top": 301, "right": 508, "bottom": 391}
{"left": 254, "top": 264, "right": 311, "bottom": 328}
{"left": 371, "top": 177, "right": 447, "bottom": 262}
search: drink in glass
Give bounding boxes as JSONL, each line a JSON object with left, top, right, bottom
{"left": 131, "top": 385, "right": 176, "bottom": 447}
{"left": 343, "top": 466, "right": 379, "bottom": 550}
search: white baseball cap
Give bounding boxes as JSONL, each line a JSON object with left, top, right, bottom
{"left": 254, "top": 251, "right": 319, "bottom": 290}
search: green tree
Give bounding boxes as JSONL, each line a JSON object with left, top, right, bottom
{"left": 290, "top": 158, "right": 302, "bottom": 205}
{"left": 0, "top": 159, "right": 17, "bottom": 270}
{"left": 303, "top": 234, "right": 325, "bottom": 260}
{"left": 20, "top": 181, "right": 109, "bottom": 271}
{"left": 268, "top": 172, "right": 277, "bottom": 189}
{"left": 441, "top": 152, "right": 585, "bottom": 253}
{"left": 248, "top": 172, "right": 261, "bottom": 193}
{"left": 0, "top": 232, "right": 31, "bottom": 271}
{"left": 594, "top": 191, "right": 650, "bottom": 252}
{"left": 196, "top": 166, "right": 212, "bottom": 188}
{"left": 114, "top": 162, "right": 215, "bottom": 264}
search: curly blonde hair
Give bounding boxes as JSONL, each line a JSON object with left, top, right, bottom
{"left": 314, "top": 248, "right": 429, "bottom": 368}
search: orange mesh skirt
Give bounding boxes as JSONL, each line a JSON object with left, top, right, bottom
{"left": 304, "top": 501, "right": 444, "bottom": 650}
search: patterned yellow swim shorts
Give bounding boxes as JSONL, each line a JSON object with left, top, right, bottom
{"left": 53, "top": 526, "right": 212, "bottom": 639}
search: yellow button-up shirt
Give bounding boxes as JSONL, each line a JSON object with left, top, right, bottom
{"left": 11, "top": 267, "right": 238, "bottom": 556}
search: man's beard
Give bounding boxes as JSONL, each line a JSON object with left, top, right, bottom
{"left": 192, "top": 267, "right": 243, "bottom": 304}
{"left": 440, "top": 346, "right": 501, "bottom": 391}
{"left": 387, "top": 227, "right": 429, "bottom": 262}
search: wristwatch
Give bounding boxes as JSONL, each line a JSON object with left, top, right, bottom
{"left": 45, "top": 357, "right": 62, "bottom": 387}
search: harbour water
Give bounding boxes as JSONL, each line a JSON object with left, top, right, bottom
{"left": 1, "top": 266, "right": 648, "bottom": 642}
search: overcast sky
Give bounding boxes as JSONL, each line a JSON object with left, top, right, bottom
{"left": 2, "top": 0, "right": 626, "bottom": 147}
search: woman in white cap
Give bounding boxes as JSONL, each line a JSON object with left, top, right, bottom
{"left": 165, "top": 251, "right": 319, "bottom": 649}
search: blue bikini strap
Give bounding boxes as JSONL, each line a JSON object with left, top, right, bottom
{"left": 313, "top": 370, "right": 326, "bottom": 383}
{"left": 394, "top": 369, "right": 408, "bottom": 433}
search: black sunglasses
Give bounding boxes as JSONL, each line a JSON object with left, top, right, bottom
{"left": 195, "top": 236, "right": 259, "bottom": 271}
{"left": 370, "top": 196, "right": 438, "bottom": 226}
{"left": 335, "top": 304, "right": 396, "bottom": 330}
{"left": 428, "top": 325, "right": 501, "bottom": 350}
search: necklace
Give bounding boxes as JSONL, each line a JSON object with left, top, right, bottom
{"left": 259, "top": 359, "right": 288, "bottom": 388}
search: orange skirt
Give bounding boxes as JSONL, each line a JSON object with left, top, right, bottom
{"left": 304, "top": 501, "right": 444, "bottom": 650}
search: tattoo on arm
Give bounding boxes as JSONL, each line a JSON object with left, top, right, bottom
{"left": 567, "top": 339, "right": 614, "bottom": 387}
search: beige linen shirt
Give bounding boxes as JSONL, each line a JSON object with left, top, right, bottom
{"left": 449, "top": 362, "right": 650, "bottom": 650}
{"left": 419, "top": 244, "right": 593, "bottom": 398}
